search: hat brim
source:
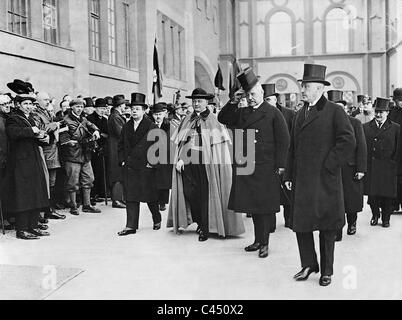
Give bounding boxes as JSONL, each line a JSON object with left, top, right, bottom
{"left": 7, "top": 82, "right": 30, "bottom": 94}
{"left": 298, "top": 79, "right": 331, "bottom": 86}
{"left": 185, "top": 94, "right": 215, "bottom": 100}
{"left": 335, "top": 100, "right": 347, "bottom": 106}
{"left": 264, "top": 93, "right": 280, "bottom": 98}
{"left": 15, "top": 95, "right": 36, "bottom": 103}
{"left": 130, "top": 103, "right": 148, "bottom": 107}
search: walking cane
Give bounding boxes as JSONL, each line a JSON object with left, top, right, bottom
{"left": 0, "top": 199, "right": 5, "bottom": 235}
{"left": 102, "top": 154, "right": 108, "bottom": 206}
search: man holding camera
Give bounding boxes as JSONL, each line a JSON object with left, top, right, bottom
{"left": 60, "top": 98, "right": 101, "bottom": 215}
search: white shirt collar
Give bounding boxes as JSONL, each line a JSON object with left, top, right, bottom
{"left": 309, "top": 95, "right": 322, "bottom": 107}
{"left": 253, "top": 101, "right": 264, "bottom": 109}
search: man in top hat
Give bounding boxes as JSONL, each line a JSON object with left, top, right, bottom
{"left": 104, "top": 96, "right": 113, "bottom": 118}
{"left": 363, "top": 97, "right": 400, "bottom": 228}
{"left": 327, "top": 90, "right": 367, "bottom": 240}
{"left": 87, "top": 98, "right": 109, "bottom": 203}
{"left": 388, "top": 88, "right": 402, "bottom": 213}
{"left": 219, "top": 68, "right": 289, "bottom": 258}
{"left": 356, "top": 95, "right": 375, "bottom": 124}
{"left": 262, "top": 83, "right": 295, "bottom": 228}
{"left": 83, "top": 97, "right": 95, "bottom": 117}
{"left": 284, "top": 64, "right": 355, "bottom": 286}
{"left": 107, "top": 95, "right": 128, "bottom": 209}
{"left": 150, "top": 103, "right": 173, "bottom": 212}
{"left": 168, "top": 88, "right": 245, "bottom": 241}
{"left": 4, "top": 93, "right": 50, "bottom": 239}
{"left": 169, "top": 102, "right": 188, "bottom": 129}
{"left": 350, "top": 95, "right": 364, "bottom": 117}
{"left": 117, "top": 93, "right": 163, "bottom": 236}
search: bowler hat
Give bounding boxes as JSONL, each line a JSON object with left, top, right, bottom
{"left": 95, "top": 98, "right": 107, "bottom": 108}
{"left": 7, "top": 79, "right": 34, "bottom": 95}
{"left": 104, "top": 96, "right": 113, "bottom": 105}
{"left": 151, "top": 103, "right": 167, "bottom": 113}
{"left": 393, "top": 88, "right": 402, "bottom": 101}
{"left": 83, "top": 97, "right": 94, "bottom": 108}
{"left": 261, "top": 83, "right": 279, "bottom": 98}
{"left": 113, "top": 94, "right": 128, "bottom": 107}
{"left": 327, "top": 90, "right": 346, "bottom": 106}
{"left": 298, "top": 64, "right": 331, "bottom": 86}
{"left": 237, "top": 68, "right": 259, "bottom": 92}
{"left": 130, "top": 93, "right": 148, "bottom": 107}
{"left": 185, "top": 88, "right": 214, "bottom": 100}
{"left": 374, "top": 97, "right": 390, "bottom": 111}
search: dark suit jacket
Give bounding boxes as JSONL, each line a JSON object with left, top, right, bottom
{"left": 107, "top": 108, "right": 126, "bottom": 183}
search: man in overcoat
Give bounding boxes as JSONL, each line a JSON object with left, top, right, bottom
{"left": 284, "top": 64, "right": 356, "bottom": 286}
{"left": 363, "top": 98, "right": 400, "bottom": 228}
{"left": 107, "top": 95, "right": 127, "bottom": 209}
{"left": 117, "top": 93, "right": 162, "bottom": 236}
{"left": 262, "top": 83, "right": 295, "bottom": 228}
{"left": 219, "top": 69, "right": 289, "bottom": 258}
{"left": 4, "top": 94, "right": 50, "bottom": 239}
{"left": 327, "top": 90, "right": 367, "bottom": 240}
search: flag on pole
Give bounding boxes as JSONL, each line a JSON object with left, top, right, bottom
{"left": 152, "top": 38, "right": 163, "bottom": 103}
{"left": 229, "top": 58, "right": 242, "bottom": 99}
{"left": 214, "top": 64, "right": 225, "bottom": 91}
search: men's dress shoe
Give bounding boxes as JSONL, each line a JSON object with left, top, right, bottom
{"left": 30, "top": 229, "right": 50, "bottom": 237}
{"left": 112, "top": 201, "right": 126, "bottom": 209}
{"left": 45, "top": 212, "right": 66, "bottom": 220}
{"left": 118, "top": 229, "right": 136, "bottom": 236}
{"left": 382, "top": 221, "right": 390, "bottom": 228}
{"left": 16, "top": 231, "right": 40, "bottom": 240}
{"left": 347, "top": 223, "right": 356, "bottom": 235}
{"left": 70, "top": 206, "right": 79, "bottom": 216}
{"left": 82, "top": 205, "right": 101, "bottom": 213}
{"left": 319, "top": 275, "right": 332, "bottom": 286}
{"left": 2, "top": 223, "right": 14, "bottom": 231}
{"left": 244, "top": 242, "right": 261, "bottom": 252}
{"left": 54, "top": 202, "right": 66, "bottom": 210}
{"left": 159, "top": 204, "right": 166, "bottom": 211}
{"left": 258, "top": 245, "right": 269, "bottom": 258}
{"left": 39, "top": 217, "right": 49, "bottom": 224}
{"left": 38, "top": 223, "right": 49, "bottom": 230}
{"left": 153, "top": 222, "right": 161, "bottom": 230}
{"left": 293, "top": 266, "right": 319, "bottom": 281}
{"left": 370, "top": 217, "right": 379, "bottom": 226}
{"left": 196, "top": 225, "right": 202, "bottom": 234}
{"left": 198, "top": 232, "right": 209, "bottom": 242}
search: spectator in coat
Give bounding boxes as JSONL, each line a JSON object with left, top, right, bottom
{"left": 356, "top": 95, "right": 374, "bottom": 124}
{"left": 87, "top": 98, "right": 109, "bottom": 202}
{"left": 327, "top": 90, "right": 367, "bottom": 240}
{"left": 284, "top": 64, "right": 356, "bottom": 286}
{"left": 60, "top": 98, "right": 101, "bottom": 215}
{"left": 262, "top": 83, "right": 295, "bottom": 228}
{"left": 219, "top": 69, "right": 288, "bottom": 257}
{"left": 117, "top": 93, "right": 162, "bottom": 236}
{"left": 4, "top": 94, "right": 50, "bottom": 239}
{"left": 363, "top": 98, "right": 400, "bottom": 228}
{"left": 31, "top": 91, "right": 66, "bottom": 220}
{"left": 107, "top": 95, "right": 127, "bottom": 209}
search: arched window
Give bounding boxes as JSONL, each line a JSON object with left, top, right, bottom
{"left": 325, "top": 8, "right": 349, "bottom": 53}
{"left": 269, "top": 11, "right": 292, "bottom": 56}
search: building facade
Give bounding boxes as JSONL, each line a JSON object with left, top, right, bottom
{"left": 0, "top": 0, "right": 401, "bottom": 108}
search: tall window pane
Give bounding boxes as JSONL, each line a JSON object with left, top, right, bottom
{"left": 326, "top": 8, "right": 349, "bottom": 53}
{"left": 89, "top": 0, "right": 101, "bottom": 60}
{"left": 123, "top": 3, "right": 130, "bottom": 68}
{"left": 7, "top": 0, "right": 30, "bottom": 37}
{"left": 43, "top": 0, "right": 59, "bottom": 44}
{"left": 269, "top": 12, "right": 292, "bottom": 56}
{"left": 108, "top": 0, "right": 116, "bottom": 65}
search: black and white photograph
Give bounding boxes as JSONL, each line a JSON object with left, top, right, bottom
{"left": 1, "top": 0, "right": 402, "bottom": 305}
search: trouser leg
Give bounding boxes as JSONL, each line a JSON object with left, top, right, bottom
{"left": 147, "top": 202, "right": 161, "bottom": 225}
{"left": 346, "top": 212, "right": 357, "bottom": 225}
{"left": 158, "top": 189, "right": 170, "bottom": 205}
{"left": 296, "top": 232, "right": 319, "bottom": 269}
{"left": 28, "top": 210, "right": 39, "bottom": 230}
{"left": 252, "top": 215, "right": 263, "bottom": 244}
{"left": 111, "top": 182, "right": 124, "bottom": 202}
{"left": 319, "top": 230, "right": 336, "bottom": 276}
{"left": 381, "top": 197, "right": 393, "bottom": 224}
{"left": 15, "top": 211, "right": 30, "bottom": 232}
{"left": 82, "top": 188, "right": 91, "bottom": 207}
{"left": 126, "top": 201, "right": 140, "bottom": 230}
{"left": 369, "top": 196, "right": 381, "bottom": 218}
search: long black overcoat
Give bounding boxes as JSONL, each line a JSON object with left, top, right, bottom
{"left": 285, "top": 96, "right": 356, "bottom": 232}
{"left": 108, "top": 109, "right": 125, "bottom": 184}
{"left": 218, "top": 101, "right": 290, "bottom": 214}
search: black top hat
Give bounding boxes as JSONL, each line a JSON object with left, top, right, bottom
{"left": 151, "top": 103, "right": 167, "bottom": 113}
{"left": 95, "top": 98, "right": 107, "bottom": 108}
{"left": 237, "top": 68, "right": 259, "bottom": 92}
{"left": 113, "top": 94, "right": 128, "bottom": 107}
{"left": 298, "top": 64, "right": 331, "bottom": 86}
{"left": 327, "top": 90, "right": 346, "bottom": 106}
{"left": 185, "top": 88, "right": 214, "bottom": 100}
{"left": 374, "top": 97, "right": 390, "bottom": 111}
{"left": 357, "top": 94, "right": 366, "bottom": 103}
{"left": 7, "top": 79, "right": 34, "bottom": 94}
{"left": 393, "top": 88, "right": 402, "bottom": 101}
{"left": 83, "top": 97, "right": 94, "bottom": 108}
{"left": 261, "top": 83, "right": 279, "bottom": 98}
{"left": 104, "top": 96, "right": 113, "bottom": 105}
{"left": 130, "top": 93, "right": 148, "bottom": 106}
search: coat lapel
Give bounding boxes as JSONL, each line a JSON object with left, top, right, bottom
{"left": 300, "top": 95, "right": 327, "bottom": 130}
{"left": 131, "top": 117, "right": 151, "bottom": 147}
{"left": 242, "top": 102, "right": 268, "bottom": 128}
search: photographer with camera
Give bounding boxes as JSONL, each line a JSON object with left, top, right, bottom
{"left": 60, "top": 98, "right": 101, "bottom": 216}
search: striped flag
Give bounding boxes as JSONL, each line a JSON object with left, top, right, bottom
{"left": 152, "top": 38, "right": 163, "bottom": 103}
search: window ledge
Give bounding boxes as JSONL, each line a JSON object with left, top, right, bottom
{"left": 89, "top": 60, "right": 140, "bottom": 84}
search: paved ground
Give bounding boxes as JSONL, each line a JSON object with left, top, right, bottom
{"left": 1, "top": 198, "right": 402, "bottom": 300}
